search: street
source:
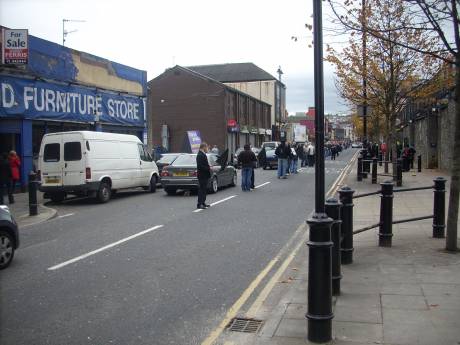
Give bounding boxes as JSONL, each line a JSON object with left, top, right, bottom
{"left": 1, "top": 149, "right": 356, "bottom": 345}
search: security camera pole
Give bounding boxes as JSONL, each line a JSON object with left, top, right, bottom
{"left": 306, "top": 0, "right": 333, "bottom": 342}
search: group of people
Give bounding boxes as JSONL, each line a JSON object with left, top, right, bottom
{"left": 0, "top": 151, "right": 21, "bottom": 205}
{"left": 272, "top": 141, "right": 318, "bottom": 179}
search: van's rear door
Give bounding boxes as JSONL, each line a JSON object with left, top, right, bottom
{"left": 41, "top": 136, "right": 64, "bottom": 187}
{"left": 62, "top": 134, "right": 85, "bottom": 186}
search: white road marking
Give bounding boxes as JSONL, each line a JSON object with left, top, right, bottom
{"left": 48, "top": 225, "right": 164, "bottom": 271}
{"left": 254, "top": 182, "right": 270, "bottom": 189}
{"left": 193, "top": 195, "right": 237, "bottom": 213}
{"left": 57, "top": 213, "right": 75, "bottom": 219}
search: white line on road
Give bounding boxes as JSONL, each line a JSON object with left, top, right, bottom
{"left": 193, "top": 195, "right": 237, "bottom": 213}
{"left": 48, "top": 225, "right": 164, "bottom": 271}
{"left": 254, "top": 181, "right": 270, "bottom": 189}
{"left": 57, "top": 213, "right": 75, "bottom": 219}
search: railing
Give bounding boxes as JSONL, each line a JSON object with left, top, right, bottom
{"left": 326, "top": 177, "right": 446, "bottom": 296}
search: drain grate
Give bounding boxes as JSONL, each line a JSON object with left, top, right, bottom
{"left": 227, "top": 317, "right": 263, "bottom": 333}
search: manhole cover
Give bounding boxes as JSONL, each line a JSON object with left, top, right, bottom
{"left": 227, "top": 317, "right": 263, "bottom": 333}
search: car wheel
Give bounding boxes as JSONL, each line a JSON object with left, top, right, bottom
{"left": 263, "top": 165, "right": 267, "bottom": 170}
{"left": 97, "top": 181, "right": 111, "bottom": 203}
{"left": 50, "top": 192, "right": 65, "bottom": 203}
{"left": 0, "top": 230, "right": 15, "bottom": 270}
{"left": 149, "top": 175, "right": 157, "bottom": 193}
{"left": 165, "top": 187, "right": 177, "bottom": 196}
{"left": 210, "top": 176, "right": 218, "bottom": 194}
{"left": 230, "top": 172, "right": 237, "bottom": 186}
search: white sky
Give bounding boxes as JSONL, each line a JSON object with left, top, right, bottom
{"left": 0, "top": 0, "right": 348, "bottom": 114}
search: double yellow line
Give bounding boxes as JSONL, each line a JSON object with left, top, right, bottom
{"left": 201, "top": 152, "right": 359, "bottom": 345}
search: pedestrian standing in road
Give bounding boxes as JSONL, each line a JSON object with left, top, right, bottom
{"left": 8, "top": 150, "right": 20, "bottom": 194}
{"left": 237, "top": 144, "right": 257, "bottom": 191}
{"left": 0, "top": 153, "right": 14, "bottom": 205}
{"left": 331, "top": 145, "right": 337, "bottom": 160}
{"left": 196, "top": 143, "right": 211, "bottom": 209}
{"left": 290, "top": 143, "right": 299, "bottom": 174}
{"left": 275, "top": 141, "right": 289, "bottom": 179}
{"left": 307, "top": 142, "right": 315, "bottom": 167}
{"left": 211, "top": 145, "right": 219, "bottom": 154}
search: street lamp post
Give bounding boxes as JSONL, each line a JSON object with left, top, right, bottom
{"left": 306, "top": 0, "right": 333, "bottom": 342}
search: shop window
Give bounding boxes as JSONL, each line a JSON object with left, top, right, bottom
{"left": 44, "top": 143, "right": 60, "bottom": 162}
{"left": 64, "top": 142, "right": 82, "bottom": 161}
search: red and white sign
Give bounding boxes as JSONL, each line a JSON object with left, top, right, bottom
{"left": 227, "top": 119, "right": 237, "bottom": 127}
{"left": 2, "top": 29, "right": 29, "bottom": 65}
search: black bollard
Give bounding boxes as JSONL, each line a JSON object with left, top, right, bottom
{"left": 357, "top": 154, "right": 363, "bottom": 181}
{"left": 306, "top": 213, "right": 334, "bottom": 343}
{"left": 372, "top": 158, "right": 378, "bottom": 184}
{"left": 338, "top": 186, "right": 354, "bottom": 264}
{"left": 396, "top": 158, "right": 403, "bottom": 187}
{"left": 325, "top": 198, "right": 342, "bottom": 296}
{"left": 28, "top": 172, "right": 38, "bottom": 216}
{"left": 432, "top": 177, "right": 446, "bottom": 238}
{"left": 378, "top": 152, "right": 383, "bottom": 166}
{"left": 379, "top": 181, "right": 394, "bottom": 247}
{"left": 417, "top": 155, "right": 422, "bottom": 173}
{"left": 384, "top": 159, "right": 389, "bottom": 174}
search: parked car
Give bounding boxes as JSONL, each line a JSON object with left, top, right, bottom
{"left": 261, "top": 141, "right": 280, "bottom": 150}
{"left": 38, "top": 131, "right": 160, "bottom": 203}
{"left": 0, "top": 205, "right": 19, "bottom": 270}
{"left": 161, "top": 153, "right": 237, "bottom": 195}
{"left": 156, "top": 153, "right": 183, "bottom": 172}
{"left": 233, "top": 147, "right": 261, "bottom": 168}
{"left": 351, "top": 142, "right": 363, "bottom": 148}
{"left": 262, "top": 149, "right": 278, "bottom": 169}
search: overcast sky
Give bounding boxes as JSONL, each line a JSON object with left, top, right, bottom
{"left": 0, "top": 0, "right": 349, "bottom": 114}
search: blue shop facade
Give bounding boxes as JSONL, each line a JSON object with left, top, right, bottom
{"left": 0, "top": 30, "right": 147, "bottom": 187}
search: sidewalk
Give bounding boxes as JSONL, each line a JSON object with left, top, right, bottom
{"left": 4, "top": 191, "right": 57, "bottom": 227}
{"left": 217, "top": 162, "right": 460, "bottom": 345}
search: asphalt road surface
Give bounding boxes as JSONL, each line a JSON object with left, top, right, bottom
{"left": 0, "top": 148, "right": 357, "bottom": 345}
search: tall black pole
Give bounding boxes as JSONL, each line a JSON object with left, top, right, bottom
{"left": 362, "top": 0, "right": 368, "bottom": 150}
{"left": 306, "top": 0, "right": 333, "bottom": 342}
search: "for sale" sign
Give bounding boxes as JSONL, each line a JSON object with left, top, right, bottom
{"left": 2, "top": 29, "right": 29, "bottom": 65}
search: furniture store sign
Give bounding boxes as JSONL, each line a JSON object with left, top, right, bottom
{"left": 2, "top": 29, "right": 28, "bottom": 65}
{"left": 0, "top": 76, "right": 144, "bottom": 126}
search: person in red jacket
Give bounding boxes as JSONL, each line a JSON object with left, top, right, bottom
{"left": 8, "top": 151, "right": 21, "bottom": 193}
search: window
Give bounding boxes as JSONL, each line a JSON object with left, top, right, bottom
{"left": 64, "top": 142, "right": 82, "bottom": 161}
{"left": 138, "top": 144, "right": 147, "bottom": 161}
{"left": 44, "top": 143, "right": 60, "bottom": 162}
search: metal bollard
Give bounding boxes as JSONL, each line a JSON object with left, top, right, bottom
{"left": 396, "top": 158, "right": 403, "bottom": 187}
{"left": 432, "top": 177, "right": 446, "bottom": 238}
{"left": 325, "top": 198, "right": 342, "bottom": 296}
{"left": 379, "top": 181, "right": 394, "bottom": 247}
{"left": 338, "top": 186, "right": 354, "bottom": 264}
{"left": 417, "top": 155, "right": 422, "bottom": 173}
{"left": 357, "top": 154, "right": 363, "bottom": 181}
{"left": 306, "top": 212, "right": 333, "bottom": 343}
{"left": 372, "top": 158, "right": 378, "bottom": 184}
{"left": 384, "top": 159, "right": 389, "bottom": 174}
{"left": 28, "top": 172, "right": 38, "bottom": 216}
{"left": 378, "top": 152, "right": 383, "bottom": 166}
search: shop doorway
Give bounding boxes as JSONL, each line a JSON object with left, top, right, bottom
{"left": 0, "top": 133, "right": 19, "bottom": 155}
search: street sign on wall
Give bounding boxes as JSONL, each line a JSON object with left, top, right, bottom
{"left": 2, "top": 29, "right": 28, "bottom": 65}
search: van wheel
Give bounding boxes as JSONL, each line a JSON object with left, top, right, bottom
{"left": 149, "top": 175, "right": 157, "bottom": 193}
{"left": 97, "top": 182, "right": 111, "bottom": 203}
{"left": 0, "top": 230, "right": 15, "bottom": 270}
{"left": 165, "top": 187, "right": 176, "bottom": 196}
{"left": 50, "top": 192, "right": 65, "bottom": 203}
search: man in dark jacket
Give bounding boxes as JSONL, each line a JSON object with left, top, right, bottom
{"left": 275, "top": 141, "right": 290, "bottom": 179}
{"left": 237, "top": 144, "right": 257, "bottom": 191}
{"left": 196, "top": 143, "right": 211, "bottom": 209}
{"left": 0, "top": 152, "right": 13, "bottom": 205}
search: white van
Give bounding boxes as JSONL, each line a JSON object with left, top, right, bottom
{"left": 38, "top": 131, "right": 159, "bottom": 203}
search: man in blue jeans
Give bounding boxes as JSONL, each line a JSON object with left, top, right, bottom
{"left": 275, "top": 141, "right": 290, "bottom": 179}
{"left": 237, "top": 144, "right": 257, "bottom": 191}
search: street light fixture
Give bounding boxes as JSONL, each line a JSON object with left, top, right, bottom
{"left": 62, "top": 18, "right": 86, "bottom": 46}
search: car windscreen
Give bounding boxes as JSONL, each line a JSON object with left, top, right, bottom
{"left": 157, "top": 155, "right": 179, "bottom": 164}
{"left": 266, "top": 150, "right": 276, "bottom": 157}
{"left": 171, "top": 154, "right": 197, "bottom": 166}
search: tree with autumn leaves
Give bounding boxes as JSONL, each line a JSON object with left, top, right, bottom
{"left": 328, "top": 0, "right": 459, "bottom": 251}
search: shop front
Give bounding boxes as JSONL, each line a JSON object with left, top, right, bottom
{"left": 0, "top": 75, "right": 146, "bottom": 187}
